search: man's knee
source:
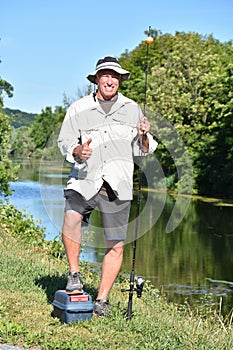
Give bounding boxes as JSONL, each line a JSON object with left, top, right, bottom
{"left": 105, "top": 240, "right": 124, "bottom": 256}
{"left": 62, "top": 210, "right": 83, "bottom": 244}
{"left": 63, "top": 210, "right": 83, "bottom": 226}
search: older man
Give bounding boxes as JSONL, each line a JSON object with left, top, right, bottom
{"left": 57, "top": 56, "right": 157, "bottom": 316}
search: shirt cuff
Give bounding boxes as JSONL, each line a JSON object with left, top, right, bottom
{"left": 66, "top": 143, "right": 80, "bottom": 163}
{"left": 147, "top": 133, "right": 158, "bottom": 153}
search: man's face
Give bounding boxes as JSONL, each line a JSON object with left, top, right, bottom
{"left": 96, "top": 69, "right": 121, "bottom": 100}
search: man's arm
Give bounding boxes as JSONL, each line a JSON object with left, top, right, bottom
{"left": 138, "top": 134, "right": 150, "bottom": 153}
{"left": 72, "top": 138, "right": 93, "bottom": 161}
{"left": 137, "top": 117, "right": 151, "bottom": 153}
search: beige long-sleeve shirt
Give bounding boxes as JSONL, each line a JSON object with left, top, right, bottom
{"left": 58, "top": 92, "right": 158, "bottom": 200}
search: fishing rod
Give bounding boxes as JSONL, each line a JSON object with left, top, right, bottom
{"left": 121, "top": 27, "right": 154, "bottom": 320}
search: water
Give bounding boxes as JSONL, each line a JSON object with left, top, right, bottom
{"left": 3, "top": 160, "right": 233, "bottom": 315}
{"left": 5, "top": 180, "right": 64, "bottom": 241}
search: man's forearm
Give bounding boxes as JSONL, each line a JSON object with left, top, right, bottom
{"left": 139, "top": 134, "right": 149, "bottom": 153}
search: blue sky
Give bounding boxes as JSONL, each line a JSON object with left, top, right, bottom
{"left": 1, "top": 0, "right": 233, "bottom": 114}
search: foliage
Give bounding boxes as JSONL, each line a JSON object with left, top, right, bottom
{"left": 9, "top": 106, "right": 66, "bottom": 159}
{"left": 119, "top": 30, "right": 233, "bottom": 198}
{"left": 0, "top": 78, "right": 13, "bottom": 108}
{"left": 3, "top": 107, "right": 36, "bottom": 128}
{"left": 29, "top": 106, "right": 65, "bottom": 150}
{"left": 0, "top": 200, "right": 65, "bottom": 257}
{"left": 0, "top": 111, "right": 18, "bottom": 196}
{"left": 0, "top": 199, "right": 46, "bottom": 246}
{"left": 0, "top": 212, "right": 232, "bottom": 349}
{"left": 11, "top": 126, "right": 36, "bottom": 158}
{"left": 0, "top": 77, "right": 18, "bottom": 196}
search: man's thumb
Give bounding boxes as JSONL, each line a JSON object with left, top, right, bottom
{"left": 86, "top": 138, "right": 92, "bottom": 146}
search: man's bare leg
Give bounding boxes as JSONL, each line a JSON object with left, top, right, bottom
{"left": 96, "top": 240, "right": 124, "bottom": 301}
{"left": 62, "top": 210, "right": 83, "bottom": 273}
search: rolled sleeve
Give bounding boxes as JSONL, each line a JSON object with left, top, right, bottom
{"left": 147, "top": 133, "right": 158, "bottom": 153}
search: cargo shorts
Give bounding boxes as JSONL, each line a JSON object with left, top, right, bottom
{"left": 64, "top": 182, "right": 131, "bottom": 241}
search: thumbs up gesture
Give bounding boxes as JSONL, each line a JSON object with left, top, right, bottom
{"left": 72, "top": 138, "right": 92, "bottom": 161}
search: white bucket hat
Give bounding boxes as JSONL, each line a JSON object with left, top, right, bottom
{"left": 87, "top": 56, "right": 130, "bottom": 84}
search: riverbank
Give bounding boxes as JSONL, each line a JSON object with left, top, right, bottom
{"left": 0, "top": 202, "right": 232, "bottom": 350}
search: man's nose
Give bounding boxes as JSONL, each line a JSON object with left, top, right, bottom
{"left": 106, "top": 75, "right": 113, "bottom": 83}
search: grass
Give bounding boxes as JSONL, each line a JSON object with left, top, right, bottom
{"left": 0, "top": 202, "right": 232, "bottom": 350}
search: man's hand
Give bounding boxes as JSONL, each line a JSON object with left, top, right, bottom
{"left": 137, "top": 116, "right": 150, "bottom": 136}
{"left": 72, "top": 138, "right": 92, "bottom": 161}
{"left": 137, "top": 117, "right": 150, "bottom": 152}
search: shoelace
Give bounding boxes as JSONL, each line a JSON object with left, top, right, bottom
{"left": 71, "top": 272, "right": 82, "bottom": 284}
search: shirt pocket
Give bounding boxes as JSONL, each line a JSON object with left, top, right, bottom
{"left": 80, "top": 128, "right": 99, "bottom": 146}
{"left": 111, "top": 117, "right": 136, "bottom": 141}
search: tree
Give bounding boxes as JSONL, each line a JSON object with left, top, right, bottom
{"left": 0, "top": 111, "right": 18, "bottom": 196}
{"left": 29, "top": 106, "right": 65, "bottom": 159}
{"left": 119, "top": 30, "right": 233, "bottom": 198}
{"left": 30, "top": 106, "right": 65, "bottom": 150}
{"left": 12, "top": 126, "right": 35, "bottom": 158}
{"left": 0, "top": 74, "right": 18, "bottom": 195}
{"left": 0, "top": 78, "right": 14, "bottom": 108}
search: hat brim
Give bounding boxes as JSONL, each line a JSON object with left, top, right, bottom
{"left": 87, "top": 66, "right": 130, "bottom": 84}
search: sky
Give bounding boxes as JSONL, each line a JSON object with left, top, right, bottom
{"left": 1, "top": 0, "right": 233, "bottom": 114}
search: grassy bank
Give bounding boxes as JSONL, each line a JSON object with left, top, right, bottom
{"left": 0, "top": 202, "right": 232, "bottom": 350}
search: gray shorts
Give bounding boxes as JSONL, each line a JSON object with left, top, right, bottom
{"left": 64, "top": 185, "right": 131, "bottom": 241}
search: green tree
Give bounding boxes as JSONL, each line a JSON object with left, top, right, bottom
{"left": 4, "top": 107, "right": 36, "bottom": 128}
{"left": 0, "top": 75, "right": 18, "bottom": 195}
{"left": 30, "top": 106, "right": 65, "bottom": 150}
{"left": 28, "top": 106, "right": 65, "bottom": 159}
{"left": 193, "top": 57, "right": 233, "bottom": 196}
{"left": 12, "top": 126, "right": 35, "bottom": 158}
{"left": 119, "top": 30, "right": 233, "bottom": 198}
{"left": 0, "top": 78, "right": 14, "bottom": 108}
{"left": 0, "top": 111, "right": 18, "bottom": 195}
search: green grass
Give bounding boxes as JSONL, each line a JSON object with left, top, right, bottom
{"left": 0, "top": 203, "right": 232, "bottom": 350}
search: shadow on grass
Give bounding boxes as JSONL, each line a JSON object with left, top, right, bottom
{"left": 35, "top": 274, "right": 98, "bottom": 303}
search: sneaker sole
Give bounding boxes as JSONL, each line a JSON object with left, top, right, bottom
{"left": 65, "top": 289, "right": 84, "bottom": 295}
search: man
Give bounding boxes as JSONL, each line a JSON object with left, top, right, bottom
{"left": 57, "top": 56, "right": 157, "bottom": 316}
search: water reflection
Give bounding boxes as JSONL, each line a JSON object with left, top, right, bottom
{"left": 5, "top": 160, "right": 233, "bottom": 315}
{"left": 122, "top": 194, "right": 233, "bottom": 315}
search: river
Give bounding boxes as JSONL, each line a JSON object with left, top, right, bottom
{"left": 3, "top": 159, "right": 233, "bottom": 316}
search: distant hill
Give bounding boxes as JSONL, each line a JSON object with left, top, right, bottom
{"left": 3, "top": 108, "right": 37, "bottom": 128}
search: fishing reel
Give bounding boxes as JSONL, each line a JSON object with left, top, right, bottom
{"left": 136, "top": 276, "right": 144, "bottom": 298}
{"left": 121, "top": 276, "right": 145, "bottom": 298}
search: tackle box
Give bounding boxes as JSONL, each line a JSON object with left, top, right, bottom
{"left": 52, "top": 290, "right": 93, "bottom": 324}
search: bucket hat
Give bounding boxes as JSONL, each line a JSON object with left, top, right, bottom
{"left": 87, "top": 56, "right": 130, "bottom": 84}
